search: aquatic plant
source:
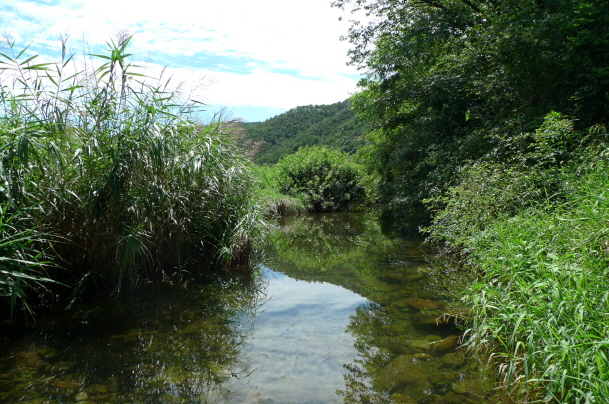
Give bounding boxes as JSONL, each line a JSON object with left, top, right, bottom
{"left": 0, "top": 205, "right": 58, "bottom": 318}
{"left": 0, "top": 34, "right": 264, "bottom": 315}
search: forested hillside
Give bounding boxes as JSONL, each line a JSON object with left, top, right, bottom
{"left": 242, "top": 100, "right": 370, "bottom": 164}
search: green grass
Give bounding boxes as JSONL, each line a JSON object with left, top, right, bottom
{"left": 463, "top": 147, "right": 609, "bottom": 402}
{"left": 0, "top": 35, "right": 265, "bottom": 316}
{"left": 251, "top": 164, "right": 310, "bottom": 217}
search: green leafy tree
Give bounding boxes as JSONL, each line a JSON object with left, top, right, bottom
{"left": 333, "top": 0, "right": 609, "bottom": 229}
{"left": 243, "top": 100, "right": 370, "bottom": 164}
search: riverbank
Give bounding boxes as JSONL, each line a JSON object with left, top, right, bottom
{"left": 455, "top": 146, "right": 609, "bottom": 402}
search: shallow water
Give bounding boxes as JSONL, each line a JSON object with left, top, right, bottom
{"left": 0, "top": 212, "right": 495, "bottom": 404}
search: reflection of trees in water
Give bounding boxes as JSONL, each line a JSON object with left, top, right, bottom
{"left": 340, "top": 301, "right": 437, "bottom": 404}
{"left": 339, "top": 302, "right": 393, "bottom": 404}
{"left": 269, "top": 212, "right": 429, "bottom": 297}
{"left": 112, "top": 275, "right": 270, "bottom": 403}
{"left": 340, "top": 297, "right": 490, "bottom": 404}
{"left": 272, "top": 212, "right": 395, "bottom": 271}
{"left": 0, "top": 273, "right": 269, "bottom": 404}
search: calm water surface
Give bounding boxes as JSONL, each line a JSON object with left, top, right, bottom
{"left": 0, "top": 212, "right": 495, "bottom": 404}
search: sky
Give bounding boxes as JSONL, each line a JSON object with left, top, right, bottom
{"left": 237, "top": 267, "right": 367, "bottom": 403}
{"left": 0, "top": 0, "right": 361, "bottom": 122}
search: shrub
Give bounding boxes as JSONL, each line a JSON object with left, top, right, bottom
{"left": 424, "top": 112, "right": 581, "bottom": 249}
{"left": 251, "top": 164, "right": 309, "bottom": 217}
{"left": 275, "top": 146, "right": 368, "bottom": 212}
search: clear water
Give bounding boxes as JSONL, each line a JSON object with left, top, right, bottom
{"left": 0, "top": 212, "right": 496, "bottom": 404}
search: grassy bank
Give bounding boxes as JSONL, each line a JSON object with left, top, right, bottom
{"left": 0, "top": 36, "right": 264, "bottom": 318}
{"left": 448, "top": 146, "right": 609, "bottom": 402}
{"left": 415, "top": 112, "right": 609, "bottom": 402}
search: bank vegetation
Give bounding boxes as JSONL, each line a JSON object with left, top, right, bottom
{"left": 0, "top": 35, "right": 264, "bottom": 318}
{"left": 332, "top": 0, "right": 609, "bottom": 402}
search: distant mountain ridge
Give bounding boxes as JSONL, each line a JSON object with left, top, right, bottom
{"left": 242, "top": 99, "right": 370, "bottom": 164}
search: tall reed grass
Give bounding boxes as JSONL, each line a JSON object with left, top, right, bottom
{"left": 464, "top": 146, "right": 609, "bottom": 402}
{"left": 0, "top": 35, "right": 264, "bottom": 316}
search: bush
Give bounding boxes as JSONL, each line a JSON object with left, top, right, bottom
{"left": 251, "top": 164, "right": 309, "bottom": 217}
{"left": 424, "top": 112, "right": 581, "bottom": 249}
{"left": 423, "top": 162, "right": 559, "bottom": 249}
{"left": 275, "top": 146, "right": 368, "bottom": 212}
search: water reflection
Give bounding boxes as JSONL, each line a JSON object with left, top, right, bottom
{"left": 0, "top": 275, "right": 266, "bottom": 403}
{"left": 267, "top": 213, "right": 495, "bottom": 404}
{"left": 239, "top": 267, "right": 366, "bottom": 403}
{"left": 0, "top": 212, "right": 495, "bottom": 404}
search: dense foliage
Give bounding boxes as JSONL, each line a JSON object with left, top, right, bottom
{"left": 251, "top": 164, "right": 309, "bottom": 218}
{"left": 333, "top": 0, "right": 609, "bottom": 401}
{"left": 243, "top": 100, "right": 370, "bottom": 164}
{"left": 424, "top": 112, "right": 586, "bottom": 249}
{"left": 0, "top": 36, "right": 264, "bottom": 317}
{"left": 464, "top": 146, "right": 609, "bottom": 403}
{"left": 275, "top": 146, "right": 369, "bottom": 212}
{"left": 334, "top": 0, "right": 609, "bottom": 228}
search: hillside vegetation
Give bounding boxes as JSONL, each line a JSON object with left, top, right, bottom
{"left": 243, "top": 100, "right": 370, "bottom": 164}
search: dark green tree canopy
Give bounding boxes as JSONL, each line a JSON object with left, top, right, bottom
{"left": 333, "top": 0, "right": 609, "bottom": 228}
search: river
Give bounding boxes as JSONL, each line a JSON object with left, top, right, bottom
{"left": 0, "top": 212, "right": 495, "bottom": 404}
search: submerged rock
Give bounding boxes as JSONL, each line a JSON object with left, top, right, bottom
{"left": 452, "top": 379, "right": 485, "bottom": 397}
{"left": 45, "top": 361, "right": 75, "bottom": 373}
{"left": 408, "top": 339, "right": 432, "bottom": 350}
{"left": 413, "top": 353, "right": 434, "bottom": 360}
{"left": 407, "top": 299, "right": 447, "bottom": 310}
{"left": 433, "top": 393, "right": 467, "bottom": 404}
{"left": 54, "top": 378, "right": 84, "bottom": 391}
{"left": 411, "top": 313, "right": 448, "bottom": 326}
{"left": 374, "top": 354, "right": 432, "bottom": 396}
{"left": 36, "top": 347, "right": 61, "bottom": 360}
{"left": 82, "top": 384, "right": 111, "bottom": 401}
{"left": 84, "top": 384, "right": 109, "bottom": 395}
{"left": 430, "top": 335, "right": 459, "bottom": 352}
{"left": 22, "top": 399, "right": 61, "bottom": 404}
{"left": 428, "top": 370, "right": 461, "bottom": 386}
{"left": 385, "top": 338, "right": 413, "bottom": 355}
{"left": 386, "top": 319, "right": 413, "bottom": 335}
{"left": 75, "top": 391, "right": 88, "bottom": 401}
{"left": 389, "top": 393, "right": 418, "bottom": 403}
{"left": 442, "top": 352, "right": 466, "bottom": 367}
{"left": 16, "top": 352, "right": 45, "bottom": 370}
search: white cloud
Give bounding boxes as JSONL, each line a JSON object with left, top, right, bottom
{"left": 0, "top": 0, "right": 360, "bottom": 120}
